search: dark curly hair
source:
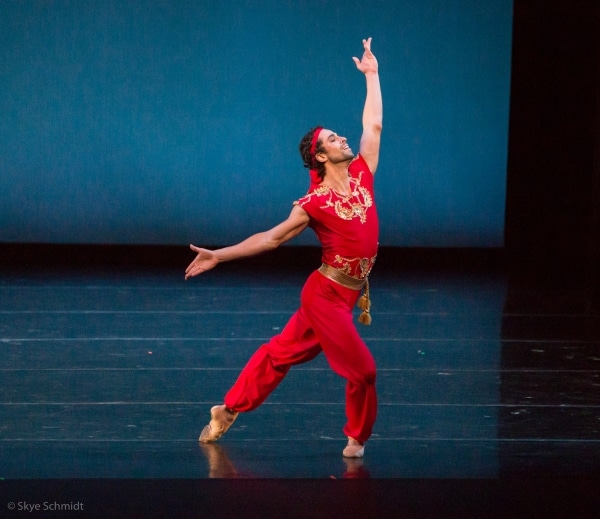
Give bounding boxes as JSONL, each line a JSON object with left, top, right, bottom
{"left": 299, "top": 126, "right": 326, "bottom": 181}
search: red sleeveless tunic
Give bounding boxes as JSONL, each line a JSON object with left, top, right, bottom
{"left": 295, "top": 154, "right": 379, "bottom": 279}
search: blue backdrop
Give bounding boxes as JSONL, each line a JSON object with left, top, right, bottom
{"left": 1, "top": 0, "right": 512, "bottom": 247}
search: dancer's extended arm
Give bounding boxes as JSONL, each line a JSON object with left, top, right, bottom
{"left": 353, "top": 37, "right": 382, "bottom": 174}
{"left": 185, "top": 204, "right": 310, "bottom": 279}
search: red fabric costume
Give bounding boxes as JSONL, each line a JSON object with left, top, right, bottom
{"left": 224, "top": 154, "right": 378, "bottom": 443}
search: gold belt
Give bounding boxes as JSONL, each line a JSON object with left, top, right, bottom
{"left": 318, "top": 263, "right": 366, "bottom": 290}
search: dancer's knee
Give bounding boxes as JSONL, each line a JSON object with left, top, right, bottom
{"left": 351, "top": 362, "right": 376, "bottom": 386}
{"left": 362, "top": 366, "right": 377, "bottom": 385}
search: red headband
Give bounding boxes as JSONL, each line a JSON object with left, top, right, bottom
{"left": 310, "top": 126, "right": 323, "bottom": 158}
{"left": 309, "top": 126, "right": 323, "bottom": 185}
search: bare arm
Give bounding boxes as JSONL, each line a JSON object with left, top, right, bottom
{"left": 352, "top": 37, "right": 382, "bottom": 174}
{"left": 185, "top": 204, "right": 310, "bottom": 279}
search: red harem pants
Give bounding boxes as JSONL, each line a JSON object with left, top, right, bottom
{"left": 223, "top": 269, "right": 377, "bottom": 443}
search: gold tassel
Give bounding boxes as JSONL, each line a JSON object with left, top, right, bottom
{"left": 356, "top": 278, "right": 372, "bottom": 326}
{"left": 358, "top": 310, "right": 372, "bottom": 326}
{"left": 357, "top": 294, "right": 370, "bottom": 311}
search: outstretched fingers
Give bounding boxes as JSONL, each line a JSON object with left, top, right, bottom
{"left": 352, "top": 37, "right": 376, "bottom": 71}
{"left": 363, "top": 37, "right": 372, "bottom": 53}
{"left": 185, "top": 244, "right": 216, "bottom": 279}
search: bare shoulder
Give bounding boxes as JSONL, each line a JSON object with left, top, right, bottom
{"left": 359, "top": 136, "right": 380, "bottom": 175}
{"left": 288, "top": 203, "right": 310, "bottom": 223}
{"left": 353, "top": 153, "right": 378, "bottom": 177}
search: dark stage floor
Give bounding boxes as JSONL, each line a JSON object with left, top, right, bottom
{"left": 0, "top": 246, "right": 598, "bottom": 517}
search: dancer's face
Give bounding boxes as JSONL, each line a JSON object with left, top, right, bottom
{"left": 315, "top": 129, "right": 354, "bottom": 165}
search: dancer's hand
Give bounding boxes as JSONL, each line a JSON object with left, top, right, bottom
{"left": 185, "top": 245, "right": 219, "bottom": 279}
{"left": 352, "top": 37, "right": 378, "bottom": 75}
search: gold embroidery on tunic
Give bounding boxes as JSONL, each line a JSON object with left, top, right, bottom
{"left": 333, "top": 254, "right": 377, "bottom": 279}
{"left": 302, "top": 171, "right": 372, "bottom": 224}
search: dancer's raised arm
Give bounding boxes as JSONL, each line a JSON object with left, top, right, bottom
{"left": 353, "top": 37, "right": 382, "bottom": 174}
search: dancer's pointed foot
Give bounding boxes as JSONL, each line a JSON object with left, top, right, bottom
{"left": 199, "top": 405, "right": 238, "bottom": 443}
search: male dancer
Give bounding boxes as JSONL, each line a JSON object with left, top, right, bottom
{"left": 185, "top": 37, "right": 382, "bottom": 458}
